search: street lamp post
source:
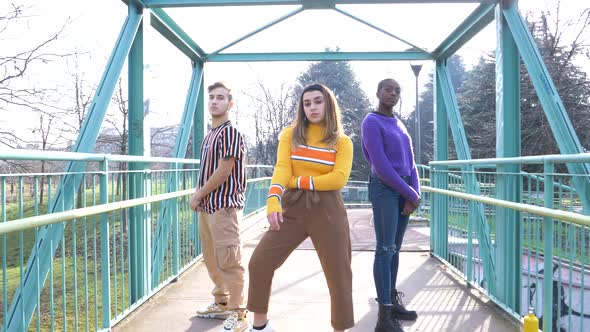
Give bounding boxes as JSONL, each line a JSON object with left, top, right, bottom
{"left": 410, "top": 63, "right": 422, "bottom": 165}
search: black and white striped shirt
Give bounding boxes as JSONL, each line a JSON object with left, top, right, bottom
{"left": 198, "top": 120, "right": 246, "bottom": 214}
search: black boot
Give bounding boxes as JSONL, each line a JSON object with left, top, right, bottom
{"left": 375, "top": 304, "right": 405, "bottom": 332}
{"left": 391, "top": 289, "right": 418, "bottom": 321}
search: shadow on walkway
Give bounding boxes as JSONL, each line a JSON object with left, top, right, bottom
{"left": 113, "top": 209, "right": 519, "bottom": 332}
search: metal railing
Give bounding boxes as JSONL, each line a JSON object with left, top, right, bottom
{"left": 0, "top": 151, "right": 270, "bottom": 332}
{"left": 427, "top": 153, "right": 590, "bottom": 332}
{"left": 12, "top": 147, "right": 577, "bottom": 331}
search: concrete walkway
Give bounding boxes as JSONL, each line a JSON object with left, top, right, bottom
{"left": 113, "top": 209, "right": 520, "bottom": 332}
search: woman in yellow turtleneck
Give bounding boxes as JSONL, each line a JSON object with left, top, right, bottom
{"left": 247, "top": 84, "right": 354, "bottom": 332}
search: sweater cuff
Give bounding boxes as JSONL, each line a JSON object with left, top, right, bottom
{"left": 296, "top": 176, "right": 314, "bottom": 191}
{"left": 267, "top": 183, "right": 284, "bottom": 202}
{"left": 266, "top": 197, "right": 282, "bottom": 215}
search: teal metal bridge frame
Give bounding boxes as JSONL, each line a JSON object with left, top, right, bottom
{"left": 4, "top": 0, "right": 590, "bottom": 331}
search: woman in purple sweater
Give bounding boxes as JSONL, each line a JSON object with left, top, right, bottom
{"left": 361, "top": 78, "right": 421, "bottom": 332}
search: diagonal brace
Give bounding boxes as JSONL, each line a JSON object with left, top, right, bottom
{"left": 150, "top": 8, "right": 205, "bottom": 61}
{"left": 436, "top": 62, "right": 497, "bottom": 294}
{"left": 5, "top": 9, "right": 144, "bottom": 332}
{"left": 503, "top": 6, "right": 590, "bottom": 214}
{"left": 433, "top": 3, "right": 495, "bottom": 59}
{"left": 206, "top": 6, "right": 304, "bottom": 57}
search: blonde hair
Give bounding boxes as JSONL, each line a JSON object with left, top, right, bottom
{"left": 291, "top": 83, "right": 343, "bottom": 149}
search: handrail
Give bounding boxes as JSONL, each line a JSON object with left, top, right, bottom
{"left": 5, "top": 181, "right": 586, "bottom": 236}
{"left": 247, "top": 177, "right": 271, "bottom": 183}
{"left": 0, "top": 189, "right": 193, "bottom": 235}
{"left": 0, "top": 149, "right": 200, "bottom": 164}
{"left": 246, "top": 165, "right": 273, "bottom": 168}
{"left": 0, "top": 177, "right": 274, "bottom": 235}
{"left": 430, "top": 152, "right": 590, "bottom": 167}
{"left": 417, "top": 164, "right": 463, "bottom": 180}
{"left": 423, "top": 185, "right": 590, "bottom": 227}
{"left": 424, "top": 162, "right": 576, "bottom": 192}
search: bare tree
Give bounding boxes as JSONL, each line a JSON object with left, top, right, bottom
{"left": 151, "top": 125, "right": 177, "bottom": 159}
{"left": 96, "top": 78, "right": 129, "bottom": 204}
{"left": 58, "top": 52, "right": 94, "bottom": 142}
{"left": 30, "top": 112, "right": 57, "bottom": 205}
{"left": 0, "top": 3, "right": 70, "bottom": 148}
{"left": 243, "top": 80, "right": 295, "bottom": 166}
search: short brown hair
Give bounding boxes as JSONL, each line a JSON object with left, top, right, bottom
{"left": 208, "top": 81, "right": 233, "bottom": 101}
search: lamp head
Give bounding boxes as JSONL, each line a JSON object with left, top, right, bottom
{"left": 410, "top": 63, "right": 423, "bottom": 77}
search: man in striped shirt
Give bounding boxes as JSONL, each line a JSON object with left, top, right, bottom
{"left": 190, "top": 81, "right": 248, "bottom": 332}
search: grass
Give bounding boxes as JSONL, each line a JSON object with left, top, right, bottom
{"left": 2, "top": 256, "right": 106, "bottom": 332}
{"left": 5, "top": 175, "right": 584, "bottom": 330}
{"left": 1, "top": 220, "right": 200, "bottom": 331}
{"left": 1, "top": 195, "right": 204, "bottom": 331}
{"left": 0, "top": 172, "right": 269, "bottom": 330}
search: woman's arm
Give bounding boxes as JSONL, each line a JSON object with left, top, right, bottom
{"left": 266, "top": 128, "right": 293, "bottom": 215}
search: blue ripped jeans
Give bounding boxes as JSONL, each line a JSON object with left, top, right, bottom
{"left": 368, "top": 174, "right": 410, "bottom": 305}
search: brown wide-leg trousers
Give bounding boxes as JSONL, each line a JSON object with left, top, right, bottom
{"left": 247, "top": 190, "right": 354, "bottom": 330}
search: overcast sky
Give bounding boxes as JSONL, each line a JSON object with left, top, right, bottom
{"left": 1, "top": 0, "right": 588, "bottom": 145}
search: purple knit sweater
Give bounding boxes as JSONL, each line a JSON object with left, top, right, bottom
{"left": 361, "top": 112, "right": 420, "bottom": 203}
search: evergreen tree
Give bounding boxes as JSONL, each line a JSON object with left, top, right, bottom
{"left": 294, "top": 59, "right": 371, "bottom": 180}
{"left": 458, "top": 10, "right": 590, "bottom": 160}
{"left": 411, "top": 7, "right": 590, "bottom": 163}
{"left": 458, "top": 56, "right": 496, "bottom": 159}
{"left": 407, "top": 56, "right": 467, "bottom": 162}
{"left": 520, "top": 11, "right": 590, "bottom": 156}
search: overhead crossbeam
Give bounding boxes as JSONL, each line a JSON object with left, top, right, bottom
{"left": 302, "top": 0, "right": 334, "bottom": 9}
{"left": 207, "top": 51, "right": 433, "bottom": 62}
{"left": 432, "top": 3, "right": 495, "bottom": 59}
{"left": 138, "top": 0, "right": 498, "bottom": 8}
{"left": 150, "top": 8, "right": 205, "bottom": 61}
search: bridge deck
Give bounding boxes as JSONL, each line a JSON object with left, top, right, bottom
{"left": 113, "top": 209, "right": 519, "bottom": 332}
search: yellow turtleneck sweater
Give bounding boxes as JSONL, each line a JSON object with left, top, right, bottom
{"left": 266, "top": 124, "right": 353, "bottom": 215}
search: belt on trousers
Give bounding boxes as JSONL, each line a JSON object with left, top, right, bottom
{"left": 371, "top": 173, "right": 410, "bottom": 182}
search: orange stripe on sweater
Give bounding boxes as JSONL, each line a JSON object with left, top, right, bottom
{"left": 291, "top": 146, "right": 336, "bottom": 163}
{"left": 298, "top": 176, "right": 312, "bottom": 190}
{"left": 268, "top": 186, "right": 283, "bottom": 196}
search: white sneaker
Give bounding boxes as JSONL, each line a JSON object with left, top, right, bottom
{"left": 219, "top": 312, "right": 250, "bottom": 332}
{"left": 250, "top": 320, "right": 274, "bottom": 332}
{"left": 196, "top": 302, "right": 232, "bottom": 319}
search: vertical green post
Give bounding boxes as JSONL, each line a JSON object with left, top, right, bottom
{"left": 99, "top": 161, "right": 111, "bottom": 329}
{"left": 494, "top": 0, "right": 522, "bottom": 313}
{"left": 467, "top": 200, "right": 475, "bottom": 282}
{"left": 172, "top": 163, "right": 180, "bottom": 275}
{"left": 193, "top": 64, "right": 206, "bottom": 160}
{"left": 432, "top": 59, "right": 449, "bottom": 257}
{"left": 543, "top": 162, "right": 554, "bottom": 331}
{"left": 193, "top": 64, "right": 205, "bottom": 257}
{"left": 256, "top": 167, "right": 262, "bottom": 212}
{"left": 127, "top": 3, "right": 148, "bottom": 303}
